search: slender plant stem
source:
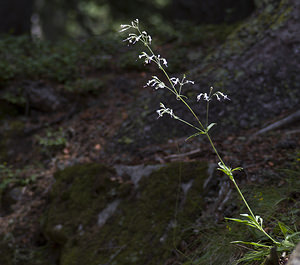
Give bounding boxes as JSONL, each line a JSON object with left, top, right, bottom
{"left": 206, "top": 101, "right": 209, "bottom": 128}
{"left": 205, "top": 133, "right": 225, "bottom": 167}
{"left": 129, "top": 24, "right": 279, "bottom": 246}
{"left": 175, "top": 117, "right": 203, "bottom": 132}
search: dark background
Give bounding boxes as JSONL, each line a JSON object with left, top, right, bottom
{"left": 0, "top": 0, "right": 256, "bottom": 40}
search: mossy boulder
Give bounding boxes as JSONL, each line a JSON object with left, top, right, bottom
{"left": 43, "top": 162, "right": 208, "bottom": 265}
{"left": 190, "top": 0, "right": 299, "bottom": 130}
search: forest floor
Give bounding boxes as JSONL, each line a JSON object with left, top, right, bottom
{"left": 0, "top": 67, "right": 299, "bottom": 264}
{"left": 0, "top": 6, "right": 299, "bottom": 261}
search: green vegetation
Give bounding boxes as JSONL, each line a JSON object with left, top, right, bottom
{"left": 0, "top": 34, "right": 119, "bottom": 85}
{"left": 0, "top": 163, "right": 38, "bottom": 205}
{"left": 187, "top": 161, "right": 300, "bottom": 265}
{"left": 120, "top": 19, "right": 300, "bottom": 264}
{"left": 35, "top": 128, "right": 67, "bottom": 157}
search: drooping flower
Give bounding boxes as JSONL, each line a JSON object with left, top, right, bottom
{"left": 214, "top": 91, "right": 230, "bottom": 101}
{"left": 197, "top": 93, "right": 210, "bottom": 101}
{"left": 139, "top": 52, "right": 155, "bottom": 64}
{"left": 170, "top": 76, "right": 194, "bottom": 87}
{"left": 197, "top": 89, "right": 230, "bottom": 102}
{"left": 145, "top": 76, "right": 166, "bottom": 89}
{"left": 156, "top": 55, "right": 168, "bottom": 67}
{"left": 119, "top": 19, "right": 139, "bottom": 32}
{"left": 156, "top": 103, "right": 178, "bottom": 119}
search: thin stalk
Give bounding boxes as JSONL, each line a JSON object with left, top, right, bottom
{"left": 206, "top": 101, "right": 210, "bottom": 128}
{"left": 232, "top": 178, "right": 279, "bottom": 245}
{"left": 159, "top": 62, "right": 206, "bottom": 131}
{"left": 175, "top": 117, "right": 203, "bottom": 132}
{"left": 206, "top": 133, "right": 226, "bottom": 167}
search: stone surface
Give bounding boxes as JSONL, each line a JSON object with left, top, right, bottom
{"left": 288, "top": 243, "right": 300, "bottom": 265}
{"left": 42, "top": 162, "right": 208, "bottom": 265}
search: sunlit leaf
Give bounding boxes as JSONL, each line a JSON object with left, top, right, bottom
{"left": 206, "top": 123, "right": 216, "bottom": 131}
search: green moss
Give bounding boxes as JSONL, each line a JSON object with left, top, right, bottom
{"left": 44, "top": 163, "right": 125, "bottom": 244}
{"left": 43, "top": 162, "right": 208, "bottom": 265}
{"left": 220, "top": 0, "right": 292, "bottom": 58}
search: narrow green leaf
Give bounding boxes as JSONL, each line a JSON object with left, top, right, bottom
{"left": 278, "top": 221, "right": 293, "bottom": 238}
{"left": 206, "top": 123, "right": 217, "bottom": 131}
{"left": 241, "top": 213, "right": 255, "bottom": 222}
{"left": 232, "top": 167, "right": 243, "bottom": 172}
{"left": 231, "top": 241, "right": 272, "bottom": 248}
{"left": 285, "top": 231, "right": 300, "bottom": 241}
{"left": 225, "top": 217, "right": 257, "bottom": 228}
{"left": 185, "top": 131, "right": 205, "bottom": 141}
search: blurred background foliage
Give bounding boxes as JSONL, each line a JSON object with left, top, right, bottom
{"left": 0, "top": 0, "right": 258, "bottom": 41}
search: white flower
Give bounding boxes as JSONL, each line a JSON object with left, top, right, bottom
{"left": 170, "top": 77, "right": 180, "bottom": 85}
{"left": 214, "top": 91, "right": 230, "bottom": 101}
{"left": 184, "top": 80, "right": 194, "bottom": 85}
{"left": 119, "top": 24, "right": 131, "bottom": 32}
{"left": 139, "top": 52, "right": 155, "bottom": 64}
{"left": 156, "top": 103, "right": 178, "bottom": 119}
{"left": 145, "top": 76, "right": 166, "bottom": 89}
{"left": 131, "top": 19, "right": 139, "bottom": 28}
{"left": 140, "top": 31, "right": 152, "bottom": 45}
{"left": 157, "top": 55, "right": 168, "bottom": 67}
{"left": 197, "top": 90, "right": 230, "bottom": 102}
{"left": 123, "top": 33, "right": 142, "bottom": 45}
{"left": 119, "top": 19, "right": 139, "bottom": 32}
{"left": 197, "top": 93, "right": 210, "bottom": 101}
{"left": 171, "top": 76, "right": 194, "bottom": 87}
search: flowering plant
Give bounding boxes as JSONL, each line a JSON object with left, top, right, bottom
{"left": 120, "top": 19, "right": 299, "bottom": 264}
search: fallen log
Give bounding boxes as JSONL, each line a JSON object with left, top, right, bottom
{"left": 254, "top": 109, "right": 300, "bottom": 136}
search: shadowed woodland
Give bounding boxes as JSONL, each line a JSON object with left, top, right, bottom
{"left": 0, "top": 0, "right": 299, "bottom": 264}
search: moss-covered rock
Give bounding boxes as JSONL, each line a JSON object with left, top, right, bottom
{"left": 43, "top": 162, "right": 208, "bottom": 265}
{"left": 189, "top": 0, "right": 299, "bottom": 131}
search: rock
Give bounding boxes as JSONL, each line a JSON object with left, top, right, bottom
{"left": 264, "top": 247, "right": 279, "bottom": 265}
{"left": 288, "top": 243, "right": 300, "bottom": 265}
{"left": 97, "top": 199, "right": 120, "bottom": 227}
{"left": 23, "top": 81, "right": 67, "bottom": 112}
{"left": 7, "top": 186, "right": 23, "bottom": 202}
{"left": 0, "top": 186, "right": 23, "bottom": 216}
{"left": 43, "top": 162, "right": 208, "bottom": 265}
{"left": 114, "top": 164, "right": 163, "bottom": 188}
{"left": 0, "top": 81, "right": 68, "bottom": 113}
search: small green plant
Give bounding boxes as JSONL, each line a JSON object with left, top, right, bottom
{"left": 120, "top": 19, "right": 299, "bottom": 264}
{"left": 0, "top": 163, "right": 38, "bottom": 195}
{"left": 35, "top": 127, "right": 67, "bottom": 157}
